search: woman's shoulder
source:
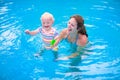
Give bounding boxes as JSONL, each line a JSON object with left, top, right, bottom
{"left": 77, "top": 34, "right": 88, "bottom": 46}
{"left": 59, "top": 28, "right": 68, "bottom": 39}
{"left": 61, "top": 28, "right": 68, "bottom": 33}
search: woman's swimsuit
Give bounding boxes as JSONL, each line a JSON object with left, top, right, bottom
{"left": 64, "top": 33, "right": 88, "bottom": 54}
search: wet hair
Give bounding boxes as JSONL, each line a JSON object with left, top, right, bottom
{"left": 40, "top": 12, "right": 54, "bottom": 21}
{"left": 70, "top": 15, "right": 88, "bottom": 37}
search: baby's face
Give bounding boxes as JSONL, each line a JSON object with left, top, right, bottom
{"left": 41, "top": 17, "right": 53, "bottom": 31}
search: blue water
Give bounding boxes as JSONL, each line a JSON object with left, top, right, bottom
{"left": 0, "top": 0, "right": 120, "bottom": 80}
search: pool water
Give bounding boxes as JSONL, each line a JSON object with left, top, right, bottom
{"left": 0, "top": 0, "right": 120, "bottom": 80}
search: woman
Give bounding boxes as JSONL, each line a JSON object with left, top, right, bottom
{"left": 54, "top": 14, "right": 88, "bottom": 60}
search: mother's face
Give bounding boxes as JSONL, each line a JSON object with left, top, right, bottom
{"left": 67, "top": 18, "right": 77, "bottom": 32}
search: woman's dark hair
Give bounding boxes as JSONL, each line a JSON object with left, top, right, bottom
{"left": 70, "top": 15, "right": 88, "bottom": 37}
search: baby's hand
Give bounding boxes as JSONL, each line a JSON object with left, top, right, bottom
{"left": 25, "top": 29, "right": 30, "bottom": 34}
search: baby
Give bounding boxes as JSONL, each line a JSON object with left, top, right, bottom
{"left": 25, "top": 12, "right": 58, "bottom": 53}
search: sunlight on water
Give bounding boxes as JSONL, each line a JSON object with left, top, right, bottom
{"left": 0, "top": 0, "right": 120, "bottom": 80}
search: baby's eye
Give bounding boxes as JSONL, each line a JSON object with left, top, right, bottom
{"left": 47, "top": 22, "right": 50, "bottom": 24}
{"left": 42, "top": 22, "right": 45, "bottom": 24}
{"left": 68, "top": 22, "right": 70, "bottom": 24}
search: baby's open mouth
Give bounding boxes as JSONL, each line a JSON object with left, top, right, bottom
{"left": 45, "top": 26, "right": 49, "bottom": 28}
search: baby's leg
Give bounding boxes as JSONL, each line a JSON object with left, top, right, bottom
{"left": 52, "top": 50, "right": 58, "bottom": 61}
{"left": 52, "top": 47, "right": 58, "bottom": 61}
{"left": 34, "top": 46, "right": 45, "bottom": 57}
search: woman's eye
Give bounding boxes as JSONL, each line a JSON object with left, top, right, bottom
{"left": 71, "top": 24, "right": 74, "bottom": 27}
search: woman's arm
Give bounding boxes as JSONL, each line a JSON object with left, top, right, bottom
{"left": 56, "top": 45, "right": 85, "bottom": 60}
{"left": 68, "top": 45, "right": 85, "bottom": 58}
{"left": 53, "top": 29, "right": 67, "bottom": 47}
{"left": 57, "top": 34, "right": 88, "bottom": 60}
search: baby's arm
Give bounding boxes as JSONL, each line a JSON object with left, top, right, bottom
{"left": 25, "top": 28, "right": 40, "bottom": 35}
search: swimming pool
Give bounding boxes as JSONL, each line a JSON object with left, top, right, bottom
{"left": 0, "top": 0, "right": 120, "bottom": 80}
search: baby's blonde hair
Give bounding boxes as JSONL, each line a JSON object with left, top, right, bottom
{"left": 40, "top": 12, "right": 54, "bottom": 21}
